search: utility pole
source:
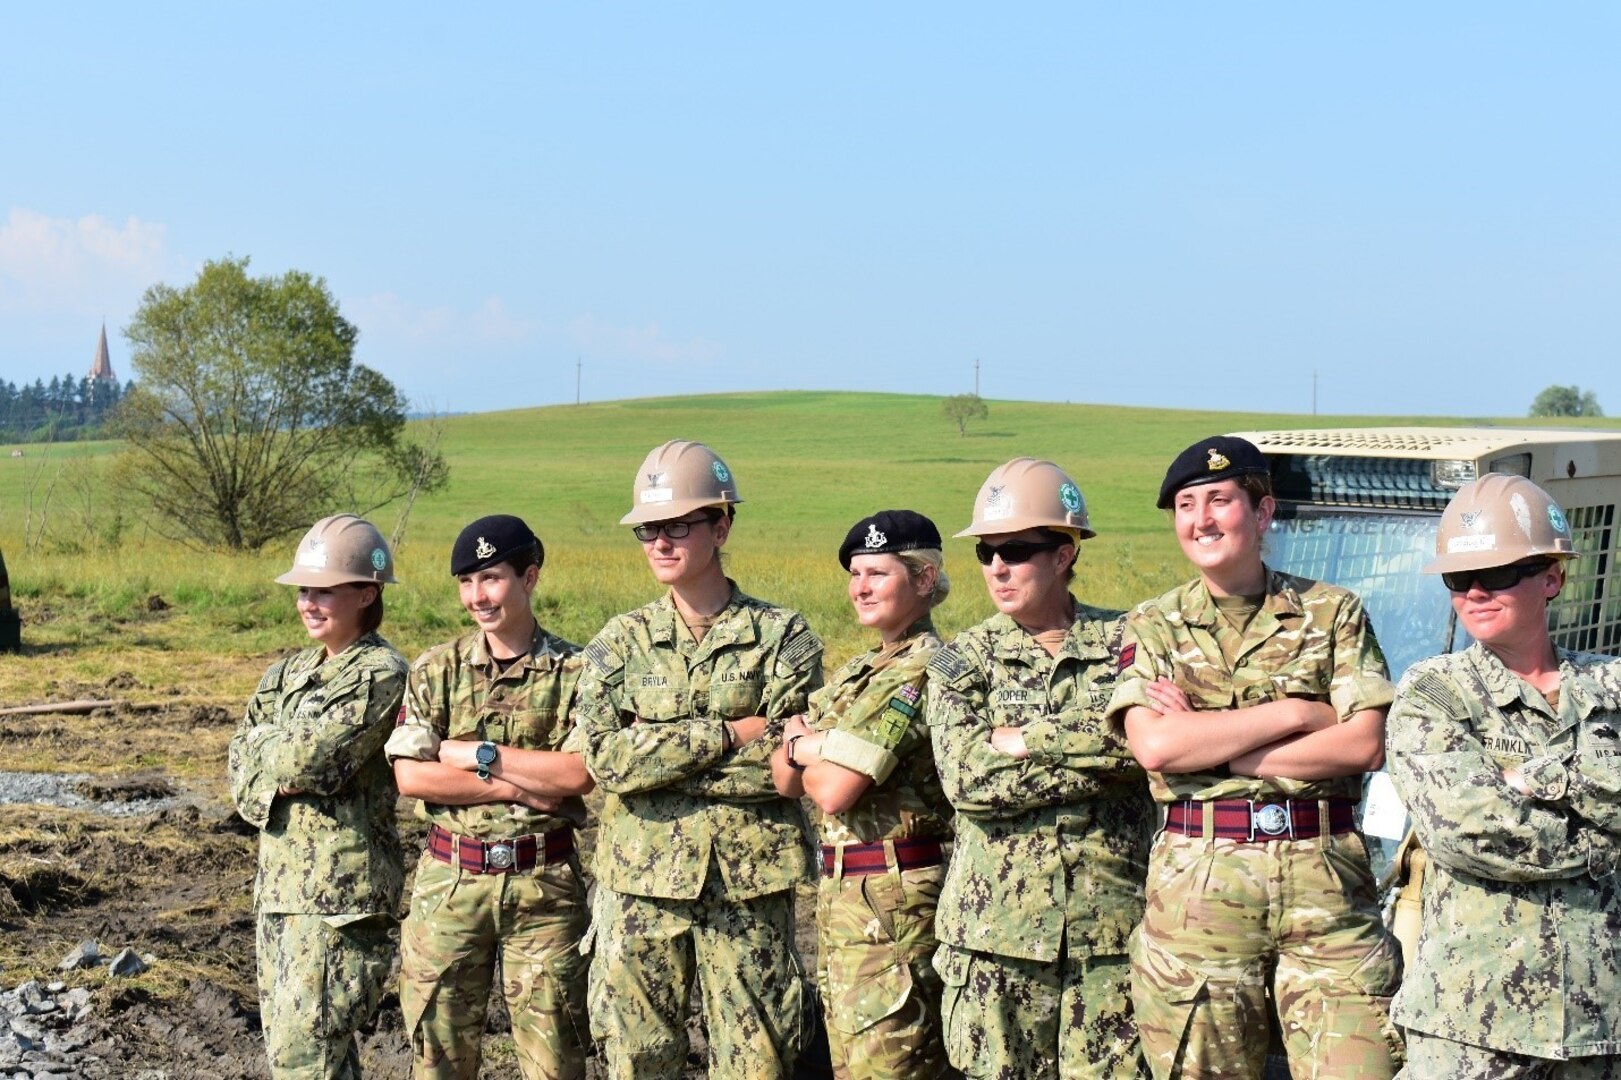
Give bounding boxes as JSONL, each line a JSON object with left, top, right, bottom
{"left": 974, "top": 357, "right": 980, "bottom": 397}
{"left": 576, "top": 358, "right": 582, "bottom": 405}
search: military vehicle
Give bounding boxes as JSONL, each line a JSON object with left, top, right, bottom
{"left": 0, "top": 543, "right": 18, "bottom": 652}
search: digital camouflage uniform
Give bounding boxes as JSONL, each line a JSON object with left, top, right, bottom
{"left": 804, "top": 617, "right": 957, "bottom": 1080}
{"left": 1388, "top": 644, "right": 1621, "bottom": 1076}
{"left": 1106, "top": 568, "right": 1403, "bottom": 1080}
{"left": 926, "top": 602, "right": 1154, "bottom": 1080}
{"left": 229, "top": 633, "right": 408, "bottom": 1080}
{"left": 384, "top": 624, "right": 590, "bottom": 1080}
{"left": 569, "top": 582, "right": 824, "bottom": 1080}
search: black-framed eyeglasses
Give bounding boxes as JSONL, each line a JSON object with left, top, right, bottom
{"left": 974, "top": 538, "right": 1068, "bottom": 566}
{"left": 632, "top": 513, "right": 720, "bottom": 542}
{"left": 1441, "top": 559, "right": 1554, "bottom": 594}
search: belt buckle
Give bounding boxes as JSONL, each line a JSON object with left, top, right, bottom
{"left": 1251, "top": 801, "right": 1291, "bottom": 839}
{"left": 487, "top": 842, "right": 515, "bottom": 870}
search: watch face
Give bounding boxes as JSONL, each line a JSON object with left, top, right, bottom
{"left": 476, "top": 743, "right": 497, "bottom": 766}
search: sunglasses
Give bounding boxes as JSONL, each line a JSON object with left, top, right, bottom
{"left": 1441, "top": 560, "right": 1553, "bottom": 594}
{"left": 974, "top": 537, "right": 1069, "bottom": 566}
{"left": 632, "top": 513, "right": 721, "bottom": 542}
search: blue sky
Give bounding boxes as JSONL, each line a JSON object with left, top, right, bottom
{"left": 3, "top": 4, "right": 1616, "bottom": 418}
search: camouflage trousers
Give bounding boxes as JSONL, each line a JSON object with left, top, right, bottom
{"left": 1131, "top": 830, "right": 1403, "bottom": 1080}
{"left": 815, "top": 855, "right": 957, "bottom": 1080}
{"left": 586, "top": 877, "right": 805, "bottom": 1080}
{"left": 1400, "top": 1031, "right": 1621, "bottom": 1080}
{"left": 935, "top": 942, "right": 1148, "bottom": 1080}
{"left": 398, "top": 854, "right": 590, "bottom": 1080}
{"left": 256, "top": 911, "right": 395, "bottom": 1080}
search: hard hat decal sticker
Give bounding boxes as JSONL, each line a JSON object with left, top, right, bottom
{"left": 864, "top": 524, "right": 887, "bottom": 549}
{"left": 711, "top": 461, "right": 731, "bottom": 484}
{"left": 296, "top": 540, "right": 328, "bottom": 569}
{"left": 1460, "top": 511, "right": 1483, "bottom": 529}
{"left": 1549, "top": 505, "right": 1570, "bottom": 535}
{"left": 983, "top": 484, "right": 1013, "bottom": 521}
{"left": 1447, "top": 534, "right": 1498, "bottom": 554}
{"left": 1508, "top": 493, "right": 1534, "bottom": 538}
{"left": 641, "top": 487, "right": 674, "bottom": 504}
{"left": 1059, "top": 483, "right": 1082, "bottom": 513}
{"left": 474, "top": 537, "right": 496, "bottom": 560}
{"left": 647, "top": 471, "right": 667, "bottom": 486}
{"left": 1206, "top": 448, "right": 1230, "bottom": 471}
{"left": 371, "top": 547, "right": 388, "bottom": 571}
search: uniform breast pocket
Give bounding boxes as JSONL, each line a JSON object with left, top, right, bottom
{"left": 500, "top": 705, "right": 565, "bottom": 749}
{"left": 626, "top": 668, "right": 686, "bottom": 721}
{"left": 708, "top": 672, "right": 764, "bottom": 718}
{"left": 1274, "top": 670, "right": 1330, "bottom": 700}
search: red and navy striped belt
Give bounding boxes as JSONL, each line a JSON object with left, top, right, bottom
{"left": 426, "top": 824, "right": 575, "bottom": 874}
{"left": 1163, "top": 798, "right": 1358, "bottom": 842}
{"left": 819, "top": 837, "right": 945, "bottom": 878}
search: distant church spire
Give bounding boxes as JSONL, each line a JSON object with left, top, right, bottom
{"left": 89, "top": 322, "right": 116, "bottom": 382}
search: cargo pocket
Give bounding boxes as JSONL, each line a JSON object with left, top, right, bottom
{"left": 828, "top": 958, "right": 913, "bottom": 1036}
{"left": 934, "top": 944, "right": 983, "bottom": 1076}
{"left": 1128, "top": 924, "right": 1209, "bottom": 1072}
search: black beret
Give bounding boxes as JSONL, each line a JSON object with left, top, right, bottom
{"left": 450, "top": 515, "right": 544, "bottom": 577}
{"left": 1156, "top": 435, "right": 1271, "bottom": 509}
{"left": 839, "top": 510, "right": 943, "bottom": 570}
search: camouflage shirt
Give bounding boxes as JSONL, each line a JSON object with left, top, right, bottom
{"left": 926, "top": 602, "right": 1153, "bottom": 963}
{"left": 569, "top": 582, "right": 824, "bottom": 901}
{"left": 1388, "top": 643, "right": 1621, "bottom": 1058}
{"left": 229, "top": 632, "right": 407, "bottom": 915}
{"left": 384, "top": 624, "right": 587, "bottom": 837}
{"left": 806, "top": 618, "right": 951, "bottom": 847}
{"left": 1106, "top": 567, "right": 1395, "bottom": 803}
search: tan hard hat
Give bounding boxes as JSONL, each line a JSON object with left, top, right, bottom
{"left": 275, "top": 514, "right": 400, "bottom": 587}
{"left": 955, "top": 457, "right": 1096, "bottom": 539}
{"left": 621, "top": 440, "right": 743, "bottom": 525}
{"left": 1423, "top": 473, "right": 1578, "bottom": 574}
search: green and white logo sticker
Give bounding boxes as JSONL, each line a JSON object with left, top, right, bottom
{"left": 1059, "top": 482, "right": 1082, "bottom": 514}
{"left": 1549, "top": 505, "right": 1569, "bottom": 535}
{"left": 712, "top": 460, "right": 731, "bottom": 484}
{"left": 371, "top": 547, "right": 388, "bottom": 571}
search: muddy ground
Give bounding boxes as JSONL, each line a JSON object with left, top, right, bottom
{"left": 0, "top": 686, "right": 829, "bottom": 1079}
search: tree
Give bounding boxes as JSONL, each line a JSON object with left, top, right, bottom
{"left": 114, "top": 256, "right": 448, "bottom": 550}
{"left": 1529, "top": 385, "right": 1603, "bottom": 418}
{"left": 942, "top": 393, "right": 989, "bottom": 437}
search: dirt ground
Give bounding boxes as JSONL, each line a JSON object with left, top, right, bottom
{"left": 0, "top": 685, "right": 831, "bottom": 1080}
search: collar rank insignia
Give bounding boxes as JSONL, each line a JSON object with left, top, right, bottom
{"left": 1207, "top": 449, "right": 1230, "bottom": 471}
{"left": 865, "top": 523, "right": 887, "bottom": 549}
{"left": 1116, "top": 642, "right": 1136, "bottom": 673}
{"left": 475, "top": 537, "right": 496, "bottom": 559}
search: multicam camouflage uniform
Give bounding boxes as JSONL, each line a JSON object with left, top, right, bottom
{"left": 569, "top": 582, "right": 824, "bottom": 1080}
{"left": 1388, "top": 644, "right": 1621, "bottom": 1075}
{"left": 1106, "top": 568, "right": 1402, "bottom": 1080}
{"left": 926, "top": 602, "right": 1154, "bottom": 1080}
{"left": 804, "top": 617, "right": 957, "bottom": 1080}
{"left": 229, "top": 632, "right": 407, "bottom": 1080}
{"left": 384, "top": 625, "right": 590, "bottom": 1080}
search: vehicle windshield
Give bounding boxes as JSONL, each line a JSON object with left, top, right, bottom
{"left": 1266, "top": 506, "right": 1456, "bottom": 681}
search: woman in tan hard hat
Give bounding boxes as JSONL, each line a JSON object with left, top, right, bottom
{"left": 569, "top": 440, "right": 825, "bottom": 1080}
{"left": 228, "top": 514, "right": 408, "bottom": 1080}
{"left": 1388, "top": 473, "right": 1621, "bottom": 1076}
{"left": 1106, "top": 436, "right": 1400, "bottom": 1080}
{"left": 927, "top": 458, "right": 1153, "bottom": 1079}
{"left": 770, "top": 510, "right": 957, "bottom": 1080}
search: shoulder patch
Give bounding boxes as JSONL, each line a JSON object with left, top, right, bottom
{"left": 779, "top": 626, "right": 823, "bottom": 670}
{"left": 584, "top": 639, "right": 621, "bottom": 676}
{"left": 928, "top": 645, "right": 970, "bottom": 684}
{"left": 1407, "top": 670, "right": 1466, "bottom": 717}
{"left": 1116, "top": 642, "right": 1136, "bottom": 674}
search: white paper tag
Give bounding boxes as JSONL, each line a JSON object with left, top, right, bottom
{"left": 1361, "top": 771, "right": 1408, "bottom": 841}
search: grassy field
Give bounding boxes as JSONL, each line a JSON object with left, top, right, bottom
{"left": 3, "top": 389, "right": 1611, "bottom": 698}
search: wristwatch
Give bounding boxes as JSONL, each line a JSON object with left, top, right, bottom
{"left": 475, "top": 741, "right": 499, "bottom": 781}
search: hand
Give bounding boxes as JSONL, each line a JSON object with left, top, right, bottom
{"left": 783, "top": 714, "right": 814, "bottom": 742}
{"left": 1502, "top": 767, "right": 1533, "bottom": 797}
{"left": 438, "top": 739, "right": 483, "bottom": 771}
{"left": 990, "top": 726, "right": 1029, "bottom": 759}
{"left": 729, "top": 715, "right": 769, "bottom": 747}
{"left": 276, "top": 786, "right": 305, "bottom": 797}
{"left": 1142, "top": 678, "right": 1193, "bottom": 715}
